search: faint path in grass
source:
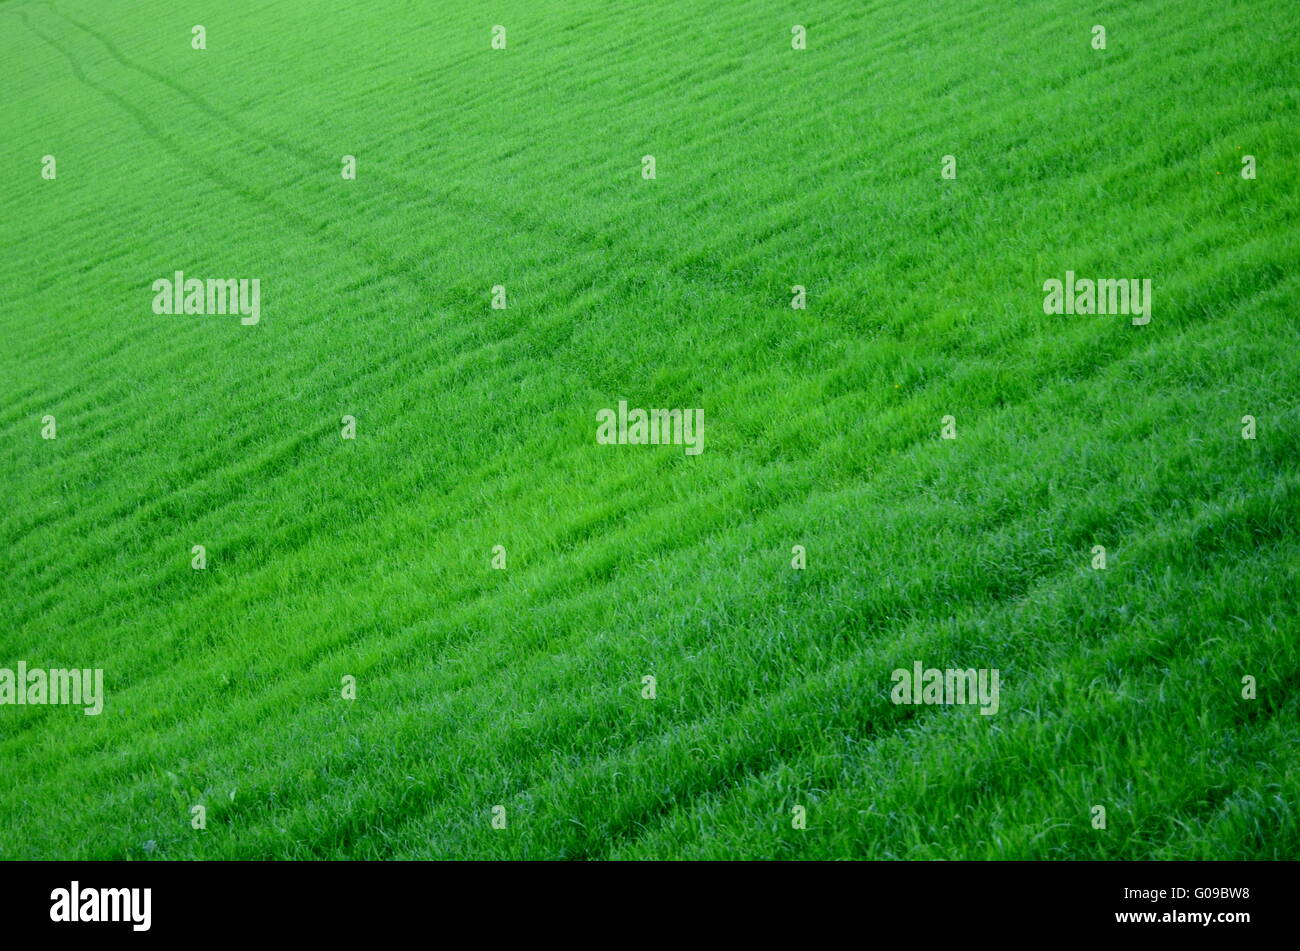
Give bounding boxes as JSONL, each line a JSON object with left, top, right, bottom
{"left": 35, "top": 0, "right": 870, "bottom": 323}
{"left": 12, "top": 4, "right": 525, "bottom": 327}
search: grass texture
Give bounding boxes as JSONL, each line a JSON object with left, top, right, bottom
{"left": 0, "top": 0, "right": 1297, "bottom": 858}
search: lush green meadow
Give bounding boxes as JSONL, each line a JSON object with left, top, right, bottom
{"left": 1, "top": 0, "right": 1296, "bottom": 859}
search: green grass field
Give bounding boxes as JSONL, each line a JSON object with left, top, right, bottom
{"left": 1, "top": 0, "right": 1297, "bottom": 860}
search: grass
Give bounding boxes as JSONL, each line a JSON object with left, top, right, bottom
{"left": 0, "top": 0, "right": 1296, "bottom": 859}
